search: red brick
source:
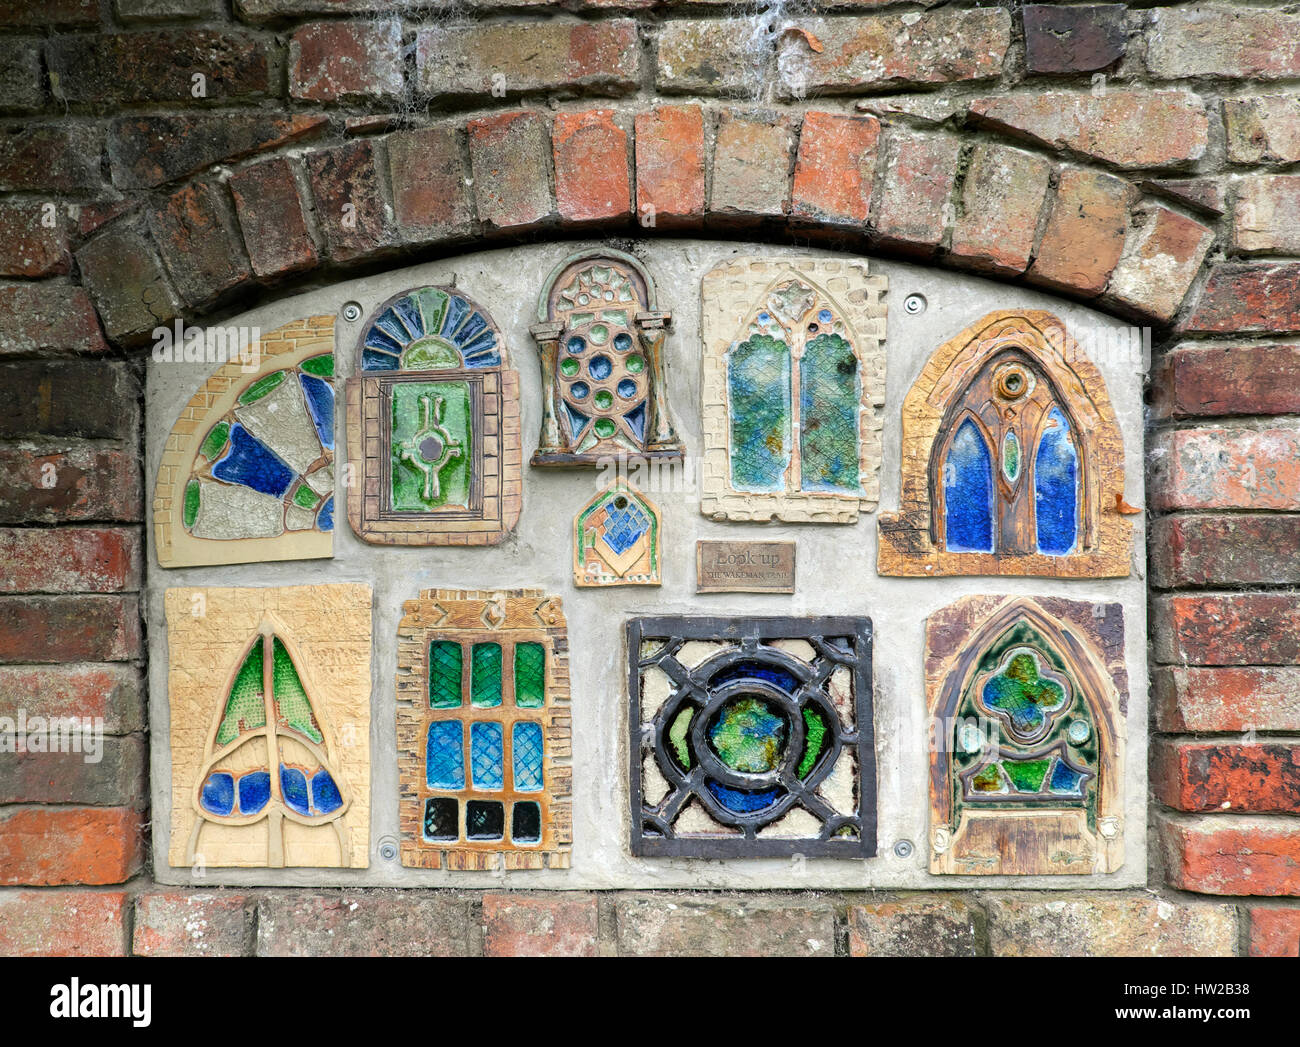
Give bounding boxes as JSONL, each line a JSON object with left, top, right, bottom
{"left": 149, "top": 179, "right": 253, "bottom": 309}
{"left": 1151, "top": 514, "right": 1300, "bottom": 588}
{"left": 986, "top": 895, "right": 1236, "bottom": 957}
{"left": 117, "top": 0, "right": 217, "bottom": 20}
{"left": 870, "top": 132, "right": 960, "bottom": 254}
{"left": 387, "top": 122, "right": 477, "bottom": 245}
{"left": 1232, "top": 175, "right": 1300, "bottom": 255}
{"left": 1022, "top": 4, "right": 1127, "bottom": 74}
{"left": 553, "top": 110, "right": 631, "bottom": 224}
{"left": 0, "top": 202, "right": 70, "bottom": 276}
{"left": 969, "top": 90, "right": 1209, "bottom": 169}
{"left": 656, "top": 19, "right": 760, "bottom": 96}
{"left": 709, "top": 111, "right": 794, "bottom": 222}
{"left": 1147, "top": 6, "right": 1300, "bottom": 80}
{"left": 467, "top": 111, "right": 555, "bottom": 233}
{"left": 134, "top": 892, "right": 254, "bottom": 956}
{"left": 109, "top": 113, "right": 327, "bottom": 190}
{"left": 0, "top": 891, "right": 128, "bottom": 957}
{"left": 0, "top": 664, "right": 145, "bottom": 734}
{"left": 1249, "top": 908, "right": 1300, "bottom": 956}
{"left": 950, "top": 143, "right": 1051, "bottom": 276}
{"left": 304, "top": 138, "right": 397, "bottom": 262}
{"left": 1154, "top": 666, "right": 1300, "bottom": 733}
{"left": 0, "top": 37, "right": 43, "bottom": 113}
{"left": 634, "top": 105, "right": 705, "bottom": 229}
{"left": 848, "top": 897, "right": 981, "bottom": 956}
{"left": 1146, "top": 176, "right": 1227, "bottom": 217}
{"left": 0, "top": 123, "right": 104, "bottom": 193}
{"left": 0, "top": 527, "right": 141, "bottom": 594}
{"left": 616, "top": 896, "right": 834, "bottom": 956}
{"left": 257, "top": 893, "right": 474, "bottom": 956}
{"left": 1150, "top": 427, "right": 1300, "bottom": 512}
{"left": 1160, "top": 815, "right": 1300, "bottom": 896}
{"left": 482, "top": 893, "right": 598, "bottom": 957}
{"left": 0, "top": 445, "right": 142, "bottom": 524}
{"left": 1028, "top": 167, "right": 1130, "bottom": 295}
{"left": 0, "top": 285, "right": 108, "bottom": 357}
{"left": 0, "top": 807, "right": 143, "bottom": 886}
{"left": 290, "top": 18, "right": 403, "bottom": 103}
{"left": 0, "top": 595, "right": 140, "bottom": 664}
{"left": 1103, "top": 203, "right": 1214, "bottom": 322}
{"left": 76, "top": 219, "right": 183, "bottom": 342}
{"left": 1225, "top": 96, "right": 1300, "bottom": 165}
{"left": 230, "top": 157, "right": 318, "bottom": 279}
{"left": 1153, "top": 342, "right": 1300, "bottom": 419}
{"left": 1153, "top": 740, "right": 1300, "bottom": 814}
{"left": 1154, "top": 594, "right": 1300, "bottom": 667}
{"left": 791, "top": 111, "right": 880, "bottom": 227}
{"left": 0, "top": 737, "right": 146, "bottom": 807}
{"left": 0, "top": 0, "right": 97, "bottom": 25}
{"left": 1181, "top": 263, "right": 1300, "bottom": 335}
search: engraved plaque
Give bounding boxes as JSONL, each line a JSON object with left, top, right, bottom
{"left": 696, "top": 540, "right": 796, "bottom": 594}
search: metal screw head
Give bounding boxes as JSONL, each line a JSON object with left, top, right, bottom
{"left": 378, "top": 839, "right": 398, "bottom": 862}
{"left": 903, "top": 293, "right": 927, "bottom": 316}
{"left": 893, "top": 839, "right": 914, "bottom": 859}
{"left": 342, "top": 301, "right": 363, "bottom": 323}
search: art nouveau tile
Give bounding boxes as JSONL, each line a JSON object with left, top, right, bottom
{"left": 573, "top": 479, "right": 661, "bottom": 587}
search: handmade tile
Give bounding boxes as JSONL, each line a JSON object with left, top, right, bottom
{"left": 573, "top": 479, "right": 661, "bottom": 587}
{"left": 925, "top": 595, "right": 1127, "bottom": 875}
{"left": 530, "top": 248, "right": 684, "bottom": 465}
{"left": 878, "top": 310, "right": 1133, "bottom": 576}
{"left": 154, "top": 316, "right": 336, "bottom": 568}
{"left": 700, "top": 257, "right": 886, "bottom": 523}
{"left": 165, "top": 584, "right": 371, "bottom": 869}
{"left": 628, "top": 615, "right": 875, "bottom": 858}
{"left": 396, "top": 589, "right": 572, "bottom": 871}
{"left": 345, "top": 286, "right": 522, "bottom": 545}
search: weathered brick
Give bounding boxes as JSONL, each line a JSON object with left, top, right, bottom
{"left": 709, "top": 111, "right": 794, "bottom": 222}
{"left": 969, "top": 90, "right": 1209, "bottom": 169}
{"left": 257, "top": 893, "right": 476, "bottom": 956}
{"left": 1181, "top": 263, "right": 1300, "bottom": 335}
{"left": 656, "top": 19, "right": 760, "bottom": 96}
{"left": 633, "top": 104, "right": 705, "bottom": 229}
{"left": 0, "top": 664, "right": 145, "bottom": 734}
{"left": 790, "top": 111, "right": 879, "bottom": 227}
{"left": 847, "top": 897, "right": 982, "bottom": 956}
{"left": 870, "top": 132, "right": 960, "bottom": 254}
{"left": 46, "top": 30, "right": 271, "bottom": 106}
{"left": 1225, "top": 96, "right": 1300, "bottom": 165}
{"left": 1150, "top": 427, "right": 1300, "bottom": 512}
{"left": 0, "top": 123, "right": 104, "bottom": 193}
{"left": 0, "top": 360, "right": 138, "bottom": 440}
{"left": 1159, "top": 815, "right": 1300, "bottom": 896}
{"left": 0, "top": 0, "right": 98, "bottom": 26}
{"left": 0, "top": 595, "right": 141, "bottom": 664}
{"left": 76, "top": 220, "right": 183, "bottom": 342}
{"left": 0, "top": 736, "right": 146, "bottom": 807}
{"left": 229, "top": 156, "right": 319, "bottom": 279}
{"left": 1249, "top": 908, "right": 1300, "bottom": 956}
{"left": 0, "top": 37, "right": 43, "bottom": 112}
{"left": 1022, "top": 4, "right": 1127, "bottom": 74}
{"left": 0, "top": 891, "right": 127, "bottom": 956}
{"left": 387, "top": 123, "right": 477, "bottom": 245}
{"left": 482, "top": 893, "right": 598, "bottom": 957}
{"left": 1104, "top": 204, "right": 1214, "bottom": 322}
{"left": 1232, "top": 175, "right": 1300, "bottom": 255}
{"left": 304, "top": 139, "right": 397, "bottom": 263}
{"left": 1153, "top": 342, "right": 1300, "bottom": 419}
{"left": 987, "top": 894, "right": 1237, "bottom": 956}
{"left": 467, "top": 110, "right": 555, "bottom": 233}
{"left": 780, "top": 10, "right": 1011, "bottom": 95}
{"left": 1153, "top": 740, "right": 1300, "bottom": 815}
{"left": 0, "top": 285, "right": 108, "bottom": 357}
{"left": 0, "top": 445, "right": 142, "bottom": 525}
{"left": 0, "top": 203, "right": 70, "bottom": 277}
{"left": 149, "top": 179, "right": 253, "bottom": 309}
{"left": 1151, "top": 514, "right": 1300, "bottom": 588}
{"left": 1154, "top": 666, "right": 1300, "bottom": 733}
{"left": 236, "top": 0, "right": 423, "bottom": 16}
{"left": 133, "top": 892, "right": 254, "bottom": 957}
{"left": 109, "top": 113, "right": 327, "bottom": 190}
{"left": 1028, "top": 167, "right": 1130, "bottom": 295}
{"left": 116, "top": 0, "right": 218, "bottom": 20}
{"left": 290, "top": 18, "right": 404, "bottom": 103}
{"left": 616, "top": 896, "right": 834, "bottom": 957}
{"left": 417, "top": 20, "right": 639, "bottom": 99}
{"left": 1147, "top": 176, "right": 1227, "bottom": 216}
{"left": 0, "top": 807, "right": 143, "bottom": 885}
{"left": 553, "top": 109, "right": 631, "bottom": 224}
{"left": 1147, "top": 5, "right": 1300, "bottom": 81}
{"left": 1154, "top": 594, "right": 1300, "bottom": 666}
{"left": 0, "top": 527, "right": 141, "bottom": 595}
{"left": 949, "top": 143, "right": 1051, "bottom": 276}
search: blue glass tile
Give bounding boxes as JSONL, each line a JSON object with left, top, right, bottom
{"left": 454, "top": 311, "right": 487, "bottom": 347}
{"left": 392, "top": 296, "right": 424, "bottom": 339}
{"left": 471, "top": 722, "right": 504, "bottom": 789}
{"left": 817, "top": 308, "right": 833, "bottom": 323}
{"left": 361, "top": 348, "right": 402, "bottom": 371}
{"left": 364, "top": 328, "right": 405, "bottom": 355}
{"left": 212, "top": 423, "right": 295, "bottom": 498}
{"left": 375, "top": 309, "right": 413, "bottom": 346}
{"left": 1049, "top": 757, "right": 1086, "bottom": 796}
{"left": 600, "top": 497, "right": 649, "bottom": 555}
{"left": 617, "top": 378, "right": 637, "bottom": 399}
{"left": 728, "top": 335, "right": 791, "bottom": 493}
{"left": 566, "top": 336, "right": 586, "bottom": 355}
{"left": 614, "top": 332, "right": 633, "bottom": 352}
{"left": 512, "top": 722, "right": 544, "bottom": 792}
{"left": 200, "top": 772, "right": 235, "bottom": 816}
{"left": 708, "top": 658, "right": 798, "bottom": 695}
{"left": 459, "top": 330, "right": 500, "bottom": 367}
{"left": 440, "top": 294, "right": 469, "bottom": 338}
{"left": 426, "top": 721, "right": 465, "bottom": 790}
{"left": 280, "top": 766, "right": 310, "bottom": 815}
{"left": 588, "top": 354, "right": 612, "bottom": 380}
{"left": 1035, "top": 406, "right": 1079, "bottom": 555}
{"left": 561, "top": 403, "right": 590, "bottom": 440}
{"left": 237, "top": 771, "right": 270, "bottom": 815}
{"left": 299, "top": 373, "right": 334, "bottom": 449}
{"left": 705, "top": 779, "right": 783, "bottom": 813}
{"left": 943, "top": 418, "right": 994, "bottom": 553}
{"left": 311, "top": 769, "right": 343, "bottom": 814}
{"left": 623, "top": 402, "right": 645, "bottom": 442}
{"left": 316, "top": 496, "right": 334, "bottom": 532}
{"left": 570, "top": 381, "right": 589, "bottom": 400}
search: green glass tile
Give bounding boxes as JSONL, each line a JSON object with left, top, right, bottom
{"left": 429, "top": 641, "right": 463, "bottom": 708}
{"left": 471, "top": 643, "right": 502, "bottom": 707}
{"left": 971, "top": 764, "right": 1003, "bottom": 792}
{"left": 514, "top": 642, "right": 545, "bottom": 708}
{"left": 729, "top": 333, "right": 791, "bottom": 493}
{"left": 272, "top": 637, "right": 322, "bottom": 743}
{"left": 292, "top": 483, "right": 320, "bottom": 510}
{"left": 709, "top": 697, "right": 785, "bottom": 773}
{"left": 625, "top": 354, "right": 645, "bottom": 374}
{"left": 797, "top": 708, "right": 826, "bottom": 779}
{"left": 1003, "top": 758, "right": 1051, "bottom": 793}
{"left": 593, "top": 417, "right": 616, "bottom": 439}
{"left": 183, "top": 479, "right": 201, "bottom": 530}
{"left": 216, "top": 640, "right": 266, "bottom": 747}
{"left": 300, "top": 354, "right": 333, "bottom": 377}
{"left": 799, "top": 333, "right": 860, "bottom": 494}
{"left": 199, "top": 421, "right": 230, "bottom": 461}
{"left": 390, "top": 381, "right": 473, "bottom": 512}
{"left": 403, "top": 337, "right": 461, "bottom": 370}
{"left": 414, "top": 287, "right": 449, "bottom": 336}
{"left": 668, "top": 706, "right": 694, "bottom": 770}
{"left": 1003, "top": 430, "right": 1020, "bottom": 482}
{"left": 559, "top": 358, "right": 580, "bottom": 377}
{"left": 238, "top": 370, "right": 287, "bottom": 405}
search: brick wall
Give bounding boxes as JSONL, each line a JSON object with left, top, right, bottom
{"left": 1, "top": 0, "right": 1298, "bottom": 955}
